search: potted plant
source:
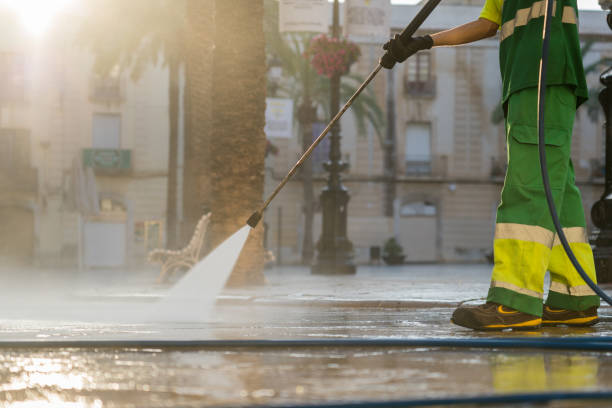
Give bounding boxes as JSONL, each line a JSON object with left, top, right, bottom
{"left": 382, "top": 237, "right": 405, "bottom": 265}
{"left": 304, "top": 34, "right": 361, "bottom": 78}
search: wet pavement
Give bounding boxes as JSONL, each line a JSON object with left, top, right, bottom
{"left": 1, "top": 264, "right": 612, "bottom": 407}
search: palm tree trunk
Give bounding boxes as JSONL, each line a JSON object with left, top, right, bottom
{"left": 183, "top": 0, "right": 214, "bottom": 244}
{"left": 185, "top": 0, "right": 266, "bottom": 286}
{"left": 166, "top": 57, "right": 180, "bottom": 248}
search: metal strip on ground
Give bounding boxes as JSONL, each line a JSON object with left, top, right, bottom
{"left": 1, "top": 337, "right": 612, "bottom": 351}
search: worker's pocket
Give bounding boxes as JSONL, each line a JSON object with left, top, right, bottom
{"left": 510, "top": 124, "right": 568, "bottom": 147}
{"left": 508, "top": 125, "right": 570, "bottom": 188}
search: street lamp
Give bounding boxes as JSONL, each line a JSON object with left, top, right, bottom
{"left": 311, "top": 0, "right": 356, "bottom": 275}
{"left": 589, "top": 0, "right": 612, "bottom": 283}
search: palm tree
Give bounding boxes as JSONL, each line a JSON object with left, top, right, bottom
{"left": 185, "top": 0, "right": 267, "bottom": 285}
{"left": 78, "top": 0, "right": 186, "bottom": 249}
{"left": 263, "top": 0, "right": 384, "bottom": 263}
{"left": 81, "top": 0, "right": 267, "bottom": 284}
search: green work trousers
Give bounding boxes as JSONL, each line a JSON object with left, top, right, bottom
{"left": 487, "top": 85, "right": 600, "bottom": 316}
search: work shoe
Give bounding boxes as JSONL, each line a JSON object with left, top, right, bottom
{"left": 542, "top": 305, "right": 599, "bottom": 327}
{"left": 451, "top": 302, "right": 542, "bottom": 331}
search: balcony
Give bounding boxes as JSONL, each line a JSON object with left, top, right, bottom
{"left": 82, "top": 148, "right": 131, "bottom": 175}
{"left": 404, "top": 155, "right": 448, "bottom": 178}
{"left": 405, "top": 157, "right": 431, "bottom": 175}
{"left": 403, "top": 78, "right": 436, "bottom": 98}
{"left": 89, "top": 76, "right": 124, "bottom": 103}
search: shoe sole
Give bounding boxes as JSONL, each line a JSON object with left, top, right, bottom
{"left": 451, "top": 317, "right": 542, "bottom": 331}
{"left": 541, "top": 316, "right": 599, "bottom": 327}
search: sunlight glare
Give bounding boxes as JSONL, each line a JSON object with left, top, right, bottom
{"left": 0, "top": 0, "right": 74, "bottom": 36}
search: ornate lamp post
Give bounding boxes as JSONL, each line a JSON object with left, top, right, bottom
{"left": 312, "top": 0, "right": 356, "bottom": 275}
{"left": 590, "top": 67, "right": 612, "bottom": 283}
{"left": 589, "top": 2, "right": 612, "bottom": 283}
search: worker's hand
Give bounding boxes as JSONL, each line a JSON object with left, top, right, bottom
{"left": 379, "top": 34, "right": 433, "bottom": 69}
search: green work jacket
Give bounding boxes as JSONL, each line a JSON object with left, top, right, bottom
{"left": 499, "top": 0, "right": 588, "bottom": 107}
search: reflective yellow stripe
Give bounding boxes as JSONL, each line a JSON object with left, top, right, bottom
{"left": 552, "top": 227, "right": 587, "bottom": 247}
{"left": 548, "top": 242, "right": 597, "bottom": 289}
{"left": 549, "top": 281, "right": 596, "bottom": 296}
{"left": 500, "top": 2, "right": 577, "bottom": 42}
{"left": 492, "top": 238, "right": 550, "bottom": 296}
{"left": 562, "top": 6, "right": 577, "bottom": 24}
{"left": 500, "top": 1, "right": 555, "bottom": 41}
{"left": 495, "top": 223, "right": 554, "bottom": 247}
{"left": 543, "top": 316, "right": 597, "bottom": 325}
{"left": 491, "top": 280, "right": 544, "bottom": 299}
{"left": 484, "top": 318, "right": 542, "bottom": 329}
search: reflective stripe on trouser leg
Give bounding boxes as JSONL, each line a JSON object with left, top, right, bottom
{"left": 488, "top": 86, "right": 574, "bottom": 317}
{"left": 546, "top": 161, "right": 600, "bottom": 311}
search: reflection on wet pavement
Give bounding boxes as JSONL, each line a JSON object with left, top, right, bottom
{"left": 0, "top": 265, "right": 611, "bottom": 406}
{"left": 1, "top": 347, "right": 611, "bottom": 407}
{"left": 0, "top": 303, "right": 611, "bottom": 407}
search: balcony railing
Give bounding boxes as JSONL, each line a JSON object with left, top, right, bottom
{"left": 404, "top": 154, "right": 448, "bottom": 177}
{"left": 404, "top": 78, "right": 436, "bottom": 97}
{"left": 89, "top": 77, "right": 124, "bottom": 103}
{"left": 405, "top": 158, "right": 431, "bottom": 175}
{"left": 82, "top": 148, "right": 131, "bottom": 175}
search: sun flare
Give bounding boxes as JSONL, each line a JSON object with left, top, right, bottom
{"left": 0, "top": 0, "right": 74, "bottom": 36}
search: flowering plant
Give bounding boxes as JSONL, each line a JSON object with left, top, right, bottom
{"left": 304, "top": 34, "right": 361, "bottom": 78}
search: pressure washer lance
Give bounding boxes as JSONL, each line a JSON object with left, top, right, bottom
{"left": 246, "top": 0, "right": 443, "bottom": 229}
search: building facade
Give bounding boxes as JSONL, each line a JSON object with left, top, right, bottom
{"left": 0, "top": 8, "right": 170, "bottom": 268}
{"left": 1, "top": 2, "right": 609, "bottom": 268}
{"left": 263, "top": 3, "right": 612, "bottom": 264}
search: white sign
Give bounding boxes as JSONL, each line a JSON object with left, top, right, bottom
{"left": 279, "top": 0, "right": 329, "bottom": 33}
{"left": 344, "top": 0, "right": 391, "bottom": 43}
{"left": 265, "top": 98, "right": 294, "bottom": 139}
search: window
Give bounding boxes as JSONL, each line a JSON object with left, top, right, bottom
{"left": 0, "top": 53, "right": 26, "bottom": 102}
{"left": 92, "top": 114, "right": 121, "bottom": 148}
{"left": 404, "top": 51, "right": 435, "bottom": 96}
{"left": 405, "top": 123, "right": 431, "bottom": 175}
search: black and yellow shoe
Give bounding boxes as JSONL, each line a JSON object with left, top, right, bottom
{"left": 451, "top": 302, "right": 542, "bottom": 331}
{"left": 542, "top": 305, "right": 599, "bottom": 327}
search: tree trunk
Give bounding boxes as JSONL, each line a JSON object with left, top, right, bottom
{"left": 183, "top": 0, "right": 213, "bottom": 247}
{"left": 166, "top": 57, "right": 180, "bottom": 249}
{"left": 185, "top": 0, "right": 266, "bottom": 286}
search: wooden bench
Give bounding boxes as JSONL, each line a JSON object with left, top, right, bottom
{"left": 148, "top": 213, "right": 211, "bottom": 283}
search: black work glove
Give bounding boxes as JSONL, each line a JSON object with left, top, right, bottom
{"left": 379, "top": 34, "right": 433, "bottom": 69}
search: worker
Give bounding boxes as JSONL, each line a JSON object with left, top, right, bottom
{"left": 381, "top": 0, "right": 600, "bottom": 330}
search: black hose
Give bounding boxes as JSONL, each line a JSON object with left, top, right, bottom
{"left": 1, "top": 337, "right": 612, "bottom": 351}
{"left": 537, "top": 0, "right": 612, "bottom": 306}
{"left": 227, "top": 391, "right": 612, "bottom": 408}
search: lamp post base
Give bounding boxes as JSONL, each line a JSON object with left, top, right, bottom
{"left": 311, "top": 186, "right": 356, "bottom": 275}
{"left": 311, "top": 262, "right": 356, "bottom": 275}
{"left": 591, "top": 227, "right": 612, "bottom": 283}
